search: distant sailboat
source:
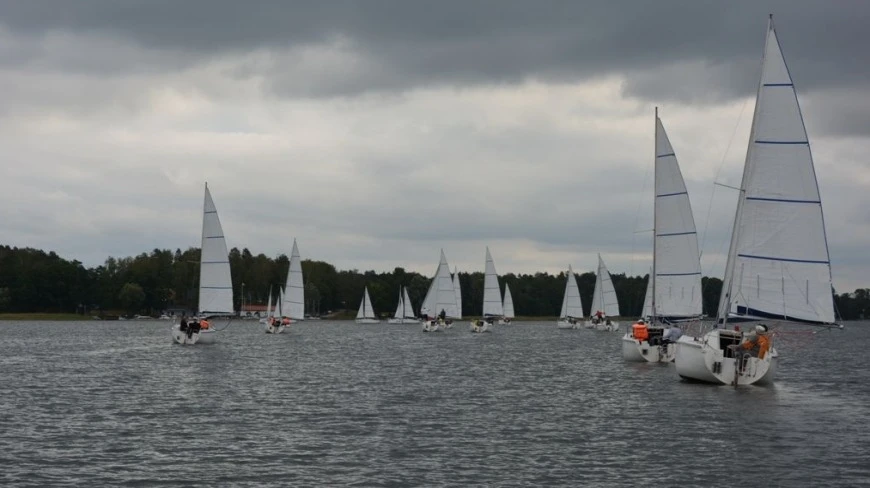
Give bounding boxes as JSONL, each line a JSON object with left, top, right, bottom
{"left": 282, "top": 239, "right": 305, "bottom": 324}
{"left": 172, "top": 183, "right": 234, "bottom": 345}
{"left": 355, "top": 286, "right": 380, "bottom": 324}
{"left": 675, "top": 16, "right": 841, "bottom": 385}
{"left": 623, "top": 110, "right": 703, "bottom": 363}
{"left": 420, "top": 250, "right": 458, "bottom": 332}
{"left": 556, "top": 265, "right": 584, "bottom": 329}
{"left": 587, "top": 254, "right": 621, "bottom": 331}
{"left": 500, "top": 283, "right": 515, "bottom": 324}
{"left": 266, "top": 287, "right": 287, "bottom": 334}
{"left": 471, "top": 247, "right": 500, "bottom": 333}
{"left": 388, "top": 286, "right": 418, "bottom": 324}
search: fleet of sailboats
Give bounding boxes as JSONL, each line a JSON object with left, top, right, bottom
{"left": 162, "top": 17, "right": 842, "bottom": 390}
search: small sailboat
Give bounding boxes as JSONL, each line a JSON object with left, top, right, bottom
{"left": 266, "top": 287, "right": 287, "bottom": 334}
{"left": 587, "top": 254, "right": 621, "bottom": 331}
{"left": 172, "top": 183, "right": 234, "bottom": 345}
{"left": 355, "top": 286, "right": 381, "bottom": 324}
{"left": 556, "top": 265, "right": 584, "bottom": 329}
{"left": 281, "top": 239, "right": 305, "bottom": 325}
{"left": 388, "top": 287, "right": 419, "bottom": 324}
{"left": 622, "top": 110, "right": 703, "bottom": 362}
{"left": 471, "top": 247, "right": 500, "bottom": 333}
{"left": 420, "top": 250, "right": 459, "bottom": 332}
{"left": 500, "top": 283, "right": 515, "bottom": 324}
{"left": 259, "top": 288, "right": 274, "bottom": 324}
{"left": 675, "top": 16, "right": 841, "bottom": 385}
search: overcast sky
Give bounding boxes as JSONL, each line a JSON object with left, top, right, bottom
{"left": 1, "top": 1, "right": 868, "bottom": 292}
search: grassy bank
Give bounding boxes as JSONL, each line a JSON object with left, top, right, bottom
{"left": 0, "top": 313, "right": 90, "bottom": 321}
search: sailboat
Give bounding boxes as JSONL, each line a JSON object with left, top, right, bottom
{"left": 172, "top": 183, "right": 234, "bottom": 345}
{"left": 453, "top": 267, "right": 463, "bottom": 319}
{"left": 266, "top": 287, "right": 287, "bottom": 334}
{"left": 622, "top": 110, "right": 703, "bottom": 362}
{"left": 675, "top": 16, "right": 841, "bottom": 385}
{"left": 586, "top": 254, "right": 621, "bottom": 331}
{"left": 259, "top": 287, "right": 275, "bottom": 324}
{"left": 281, "top": 239, "right": 305, "bottom": 325}
{"left": 388, "top": 287, "right": 418, "bottom": 324}
{"left": 420, "top": 249, "right": 459, "bottom": 332}
{"left": 355, "top": 286, "right": 381, "bottom": 324}
{"left": 500, "top": 283, "right": 515, "bottom": 324}
{"left": 556, "top": 265, "right": 584, "bottom": 329}
{"left": 471, "top": 247, "right": 500, "bottom": 333}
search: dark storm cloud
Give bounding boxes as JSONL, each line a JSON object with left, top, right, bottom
{"left": 1, "top": 0, "right": 868, "bottom": 101}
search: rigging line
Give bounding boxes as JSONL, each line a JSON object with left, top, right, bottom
{"left": 630, "top": 130, "right": 654, "bottom": 282}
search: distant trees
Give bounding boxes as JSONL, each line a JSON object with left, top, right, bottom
{"left": 0, "top": 243, "right": 865, "bottom": 320}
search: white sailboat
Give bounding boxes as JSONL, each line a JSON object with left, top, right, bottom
{"left": 355, "top": 286, "right": 381, "bottom": 324}
{"left": 557, "top": 265, "right": 584, "bottom": 329}
{"left": 388, "top": 287, "right": 418, "bottom": 324}
{"left": 259, "top": 287, "right": 274, "bottom": 324}
{"left": 281, "top": 239, "right": 305, "bottom": 324}
{"left": 172, "top": 183, "right": 234, "bottom": 345}
{"left": 587, "top": 254, "right": 621, "bottom": 331}
{"left": 675, "top": 17, "right": 841, "bottom": 385}
{"left": 623, "top": 110, "right": 704, "bottom": 362}
{"left": 420, "top": 249, "right": 459, "bottom": 332}
{"left": 453, "top": 267, "right": 463, "bottom": 319}
{"left": 500, "top": 283, "right": 515, "bottom": 325}
{"left": 266, "top": 287, "right": 287, "bottom": 334}
{"left": 471, "top": 247, "right": 500, "bottom": 333}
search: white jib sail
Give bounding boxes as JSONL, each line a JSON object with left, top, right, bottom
{"left": 559, "top": 265, "right": 584, "bottom": 319}
{"left": 403, "top": 287, "right": 415, "bottom": 318}
{"left": 482, "top": 247, "right": 504, "bottom": 317}
{"left": 283, "top": 239, "right": 305, "bottom": 320}
{"left": 421, "top": 250, "right": 459, "bottom": 318}
{"left": 503, "top": 283, "right": 515, "bottom": 319}
{"left": 357, "top": 286, "right": 376, "bottom": 319}
{"left": 591, "top": 254, "right": 621, "bottom": 316}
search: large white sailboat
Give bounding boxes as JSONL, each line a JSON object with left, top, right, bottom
{"left": 420, "top": 250, "right": 459, "bottom": 332}
{"left": 623, "top": 110, "right": 704, "bottom": 362}
{"left": 281, "top": 239, "right": 305, "bottom": 325}
{"left": 355, "top": 286, "right": 381, "bottom": 324}
{"left": 471, "top": 247, "right": 500, "bottom": 333}
{"left": 388, "top": 287, "right": 418, "bottom": 324}
{"left": 556, "top": 265, "right": 584, "bottom": 329}
{"left": 587, "top": 254, "right": 621, "bottom": 331}
{"left": 675, "top": 16, "right": 841, "bottom": 385}
{"left": 172, "top": 183, "right": 234, "bottom": 345}
{"left": 500, "top": 283, "right": 515, "bottom": 325}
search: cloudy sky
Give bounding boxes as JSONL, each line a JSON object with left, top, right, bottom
{"left": 1, "top": 1, "right": 868, "bottom": 291}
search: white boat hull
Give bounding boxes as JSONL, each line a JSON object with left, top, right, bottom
{"left": 621, "top": 333, "right": 675, "bottom": 363}
{"left": 265, "top": 323, "right": 286, "bottom": 334}
{"left": 557, "top": 319, "right": 579, "bottom": 329}
{"left": 388, "top": 318, "right": 419, "bottom": 324}
{"left": 422, "top": 320, "right": 442, "bottom": 332}
{"left": 172, "top": 324, "right": 200, "bottom": 345}
{"left": 498, "top": 318, "right": 513, "bottom": 325}
{"left": 588, "top": 320, "right": 620, "bottom": 331}
{"left": 469, "top": 321, "right": 492, "bottom": 333}
{"left": 355, "top": 318, "right": 381, "bottom": 324}
{"left": 674, "top": 330, "right": 778, "bottom": 386}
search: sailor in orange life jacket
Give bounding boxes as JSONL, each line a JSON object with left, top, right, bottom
{"left": 632, "top": 319, "right": 649, "bottom": 342}
{"left": 200, "top": 319, "right": 210, "bottom": 330}
{"left": 737, "top": 325, "right": 771, "bottom": 359}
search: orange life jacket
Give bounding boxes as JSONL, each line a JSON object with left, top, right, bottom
{"left": 200, "top": 320, "right": 210, "bottom": 329}
{"left": 632, "top": 323, "right": 649, "bottom": 342}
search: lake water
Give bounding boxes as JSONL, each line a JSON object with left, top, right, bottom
{"left": 1, "top": 320, "right": 868, "bottom": 487}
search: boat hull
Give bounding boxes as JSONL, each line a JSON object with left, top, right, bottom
{"left": 172, "top": 324, "right": 200, "bottom": 345}
{"left": 674, "top": 331, "right": 778, "bottom": 386}
{"left": 498, "top": 318, "right": 513, "bottom": 325}
{"left": 589, "top": 320, "right": 621, "bottom": 331}
{"left": 388, "top": 318, "right": 419, "bottom": 324}
{"left": 421, "top": 320, "right": 442, "bottom": 332}
{"left": 265, "top": 323, "right": 286, "bottom": 334}
{"left": 621, "top": 333, "right": 674, "bottom": 363}
{"left": 469, "top": 321, "right": 492, "bottom": 333}
{"left": 556, "top": 319, "right": 579, "bottom": 329}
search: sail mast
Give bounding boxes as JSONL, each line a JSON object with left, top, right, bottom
{"left": 652, "top": 108, "right": 657, "bottom": 325}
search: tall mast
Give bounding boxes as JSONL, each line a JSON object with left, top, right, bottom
{"left": 651, "top": 107, "right": 657, "bottom": 324}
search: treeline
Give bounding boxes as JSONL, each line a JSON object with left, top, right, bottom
{"left": 1, "top": 244, "right": 864, "bottom": 320}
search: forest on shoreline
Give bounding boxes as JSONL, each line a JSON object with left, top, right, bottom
{"left": 2, "top": 244, "right": 867, "bottom": 320}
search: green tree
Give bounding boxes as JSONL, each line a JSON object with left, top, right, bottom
{"left": 118, "top": 282, "right": 146, "bottom": 315}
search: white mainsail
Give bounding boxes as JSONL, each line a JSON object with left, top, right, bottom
{"left": 283, "top": 239, "right": 305, "bottom": 320}
{"left": 503, "top": 283, "right": 515, "bottom": 319}
{"left": 392, "top": 287, "right": 404, "bottom": 319}
{"left": 198, "top": 183, "right": 234, "bottom": 316}
{"left": 559, "top": 265, "right": 584, "bottom": 319}
{"left": 403, "top": 287, "right": 415, "bottom": 318}
{"left": 717, "top": 17, "right": 835, "bottom": 325}
{"left": 357, "top": 286, "right": 377, "bottom": 319}
{"left": 653, "top": 113, "right": 703, "bottom": 319}
{"left": 421, "top": 250, "right": 459, "bottom": 318}
{"left": 482, "top": 247, "right": 504, "bottom": 317}
{"left": 591, "top": 254, "right": 620, "bottom": 316}
{"left": 453, "top": 267, "right": 463, "bottom": 319}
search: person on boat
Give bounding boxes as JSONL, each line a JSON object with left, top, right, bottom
{"left": 281, "top": 317, "right": 290, "bottom": 326}
{"left": 200, "top": 319, "right": 210, "bottom": 330}
{"left": 439, "top": 309, "right": 446, "bottom": 321}
{"left": 187, "top": 318, "right": 200, "bottom": 338}
{"left": 632, "top": 319, "right": 649, "bottom": 342}
{"left": 661, "top": 324, "right": 683, "bottom": 346}
{"left": 179, "top": 315, "right": 188, "bottom": 333}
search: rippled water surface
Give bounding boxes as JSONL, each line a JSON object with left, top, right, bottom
{"left": 1, "top": 320, "right": 868, "bottom": 487}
